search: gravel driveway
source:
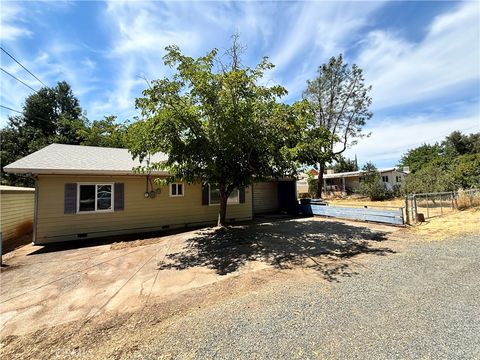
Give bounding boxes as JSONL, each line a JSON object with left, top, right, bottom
{"left": 1, "top": 216, "right": 479, "bottom": 359}
{"left": 134, "top": 234, "right": 480, "bottom": 359}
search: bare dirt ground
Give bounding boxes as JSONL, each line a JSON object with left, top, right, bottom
{"left": 0, "top": 209, "right": 479, "bottom": 359}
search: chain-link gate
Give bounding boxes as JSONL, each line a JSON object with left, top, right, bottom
{"left": 405, "top": 189, "right": 479, "bottom": 224}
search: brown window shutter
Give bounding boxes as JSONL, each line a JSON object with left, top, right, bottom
{"left": 202, "top": 185, "right": 209, "bottom": 205}
{"left": 114, "top": 183, "right": 125, "bottom": 211}
{"left": 239, "top": 187, "right": 246, "bottom": 203}
{"left": 64, "top": 183, "right": 77, "bottom": 214}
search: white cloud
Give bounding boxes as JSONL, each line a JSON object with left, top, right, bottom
{"left": 0, "top": 2, "right": 32, "bottom": 41}
{"left": 96, "top": 0, "right": 283, "bottom": 119}
{"left": 356, "top": 1, "right": 480, "bottom": 110}
{"left": 266, "top": 1, "right": 383, "bottom": 100}
{"left": 95, "top": 1, "right": 205, "bottom": 118}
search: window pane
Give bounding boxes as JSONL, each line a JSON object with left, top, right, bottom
{"left": 97, "top": 185, "right": 112, "bottom": 210}
{"left": 171, "top": 184, "right": 177, "bottom": 195}
{"left": 228, "top": 190, "right": 239, "bottom": 204}
{"left": 177, "top": 184, "right": 183, "bottom": 195}
{"left": 210, "top": 185, "right": 220, "bottom": 204}
{"left": 79, "top": 185, "right": 95, "bottom": 212}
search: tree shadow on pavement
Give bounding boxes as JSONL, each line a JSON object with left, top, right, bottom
{"left": 158, "top": 219, "right": 395, "bottom": 281}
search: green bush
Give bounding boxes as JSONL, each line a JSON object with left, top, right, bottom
{"left": 401, "top": 161, "right": 454, "bottom": 194}
{"left": 451, "top": 154, "right": 480, "bottom": 189}
{"left": 356, "top": 162, "right": 393, "bottom": 201}
{"left": 398, "top": 130, "right": 480, "bottom": 195}
{"left": 400, "top": 154, "right": 480, "bottom": 195}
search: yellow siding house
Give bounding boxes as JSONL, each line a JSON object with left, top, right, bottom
{"left": 4, "top": 144, "right": 294, "bottom": 245}
{"left": 0, "top": 185, "right": 35, "bottom": 243}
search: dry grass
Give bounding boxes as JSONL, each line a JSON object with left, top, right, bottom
{"left": 457, "top": 189, "right": 480, "bottom": 210}
{"left": 408, "top": 207, "right": 480, "bottom": 241}
{"left": 326, "top": 197, "right": 405, "bottom": 209}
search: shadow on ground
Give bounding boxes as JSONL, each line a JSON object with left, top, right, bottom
{"left": 159, "top": 219, "right": 395, "bottom": 281}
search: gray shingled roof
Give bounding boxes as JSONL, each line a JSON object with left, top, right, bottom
{"left": 3, "top": 144, "right": 169, "bottom": 175}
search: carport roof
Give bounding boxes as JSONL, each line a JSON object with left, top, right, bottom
{"left": 321, "top": 168, "right": 405, "bottom": 179}
{"left": 3, "top": 143, "right": 169, "bottom": 176}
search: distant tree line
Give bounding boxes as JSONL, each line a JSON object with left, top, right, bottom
{"left": 398, "top": 131, "right": 480, "bottom": 194}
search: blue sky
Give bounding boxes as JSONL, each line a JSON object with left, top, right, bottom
{"left": 1, "top": 0, "right": 479, "bottom": 167}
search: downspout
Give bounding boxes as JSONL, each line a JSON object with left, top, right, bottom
{"left": 33, "top": 175, "right": 39, "bottom": 245}
{"left": 251, "top": 183, "right": 255, "bottom": 219}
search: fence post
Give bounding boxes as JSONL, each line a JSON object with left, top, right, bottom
{"left": 413, "top": 195, "right": 418, "bottom": 222}
{"left": 440, "top": 193, "right": 443, "bottom": 215}
{"left": 405, "top": 196, "right": 410, "bottom": 224}
{"left": 426, "top": 194, "right": 429, "bottom": 218}
{"left": 411, "top": 195, "right": 414, "bottom": 223}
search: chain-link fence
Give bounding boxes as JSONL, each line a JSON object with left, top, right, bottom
{"left": 405, "top": 189, "right": 480, "bottom": 224}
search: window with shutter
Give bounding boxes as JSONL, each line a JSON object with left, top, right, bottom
{"left": 239, "top": 188, "right": 245, "bottom": 203}
{"left": 64, "top": 183, "right": 77, "bottom": 214}
{"left": 208, "top": 185, "right": 239, "bottom": 205}
{"left": 77, "top": 184, "right": 113, "bottom": 213}
{"left": 114, "top": 183, "right": 124, "bottom": 211}
{"left": 202, "top": 185, "right": 209, "bottom": 205}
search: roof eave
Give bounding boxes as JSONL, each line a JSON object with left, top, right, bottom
{"left": 3, "top": 167, "right": 170, "bottom": 176}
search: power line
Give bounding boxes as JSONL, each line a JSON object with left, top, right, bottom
{"left": 1, "top": 67, "right": 38, "bottom": 93}
{"left": 0, "top": 104, "right": 22, "bottom": 114}
{"left": 0, "top": 47, "right": 48, "bottom": 87}
{"left": 0, "top": 104, "right": 54, "bottom": 125}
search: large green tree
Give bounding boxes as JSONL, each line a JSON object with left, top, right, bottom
{"left": 79, "top": 116, "right": 128, "bottom": 148}
{"left": 128, "top": 38, "right": 298, "bottom": 226}
{"left": 398, "top": 131, "right": 480, "bottom": 194}
{"left": 329, "top": 155, "right": 358, "bottom": 173}
{"left": 398, "top": 143, "right": 442, "bottom": 174}
{"left": 293, "top": 99, "right": 336, "bottom": 190}
{"left": 401, "top": 159, "right": 454, "bottom": 194}
{"left": 442, "top": 130, "right": 480, "bottom": 157}
{"left": 1, "top": 81, "right": 87, "bottom": 186}
{"left": 302, "top": 54, "right": 372, "bottom": 198}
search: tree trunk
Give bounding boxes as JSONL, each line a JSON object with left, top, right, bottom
{"left": 316, "top": 162, "right": 325, "bottom": 198}
{"left": 217, "top": 183, "right": 228, "bottom": 227}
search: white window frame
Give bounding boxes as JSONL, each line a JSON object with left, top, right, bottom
{"left": 208, "top": 184, "right": 239, "bottom": 206}
{"left": 382, "top": 175, "right": 389, "bottom": 183}
{"left": 169, "top": 182, "right": 184, "bottom": 197}
{"left": 77, "top": 183, "right": 114, "bottom": 214}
